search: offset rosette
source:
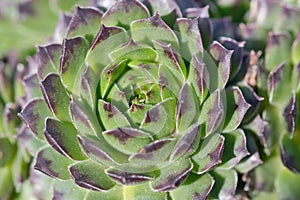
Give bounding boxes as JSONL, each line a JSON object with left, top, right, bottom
{"left": 20, "top": 0, "right": 255, "bottom": 199}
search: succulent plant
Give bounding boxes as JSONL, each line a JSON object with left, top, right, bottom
{"left": 18, "top": 0, "right": 267, "bottom": 199}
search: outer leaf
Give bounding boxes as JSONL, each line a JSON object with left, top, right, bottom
{"left": 192, "top": 134, "right": 224, "bottom": 174}
{"left": 170, "top": 173, "right": 214, "bottom": 200}
{"left": 140, "top": 98, "right": 176, "bottom": 139}
{"left": 280, "top": 134, "right": 300, "bottom": 173}
{"left": 78, "top": 135, "right": 128, "bottom": 166}
{"left": 209, "top": 41, "right": 233, "bottom": 89}
{"left": 36, "top": 44, "right": 61, "bottom": 80}
{"left": 69, "top": 160, "right": 115, "bottom": 191}
{"left": 44, "top": 118, "right": 86, "bottom": 160}
{"left": 131, "top": 13, "right": 179, "bottom": 49}
{"left": 219, "top": 129, "right": 249, "bottom": 169}
{"left": 80, "top": 66, "right": 98, "bottom": 109}
{"left": 235, "top": 152, "right": 262, "bottom": 173}
{"left": 66, "top": 7, "right": 103, "bottom": 38}
{"left": 19, "top": 98, "right": 53, "bottom": 139}
{"left": 170, "top": 123, "right": 201, "bottom": 161}
{"left": 150, "top": 158, "right": 193, "bottom": 191}
{"left": 244, "top": 115, "right": 268, "bottom": 149}
{"left": 123, "top": 183, "right": 166, "bottom": 200}
{"left": 210, "top": 169, "right": 237, "bottom": 200}
{"left": 176, "top": 83, "right": 198, "bottom": 132}
{"left": 0, "top": 138, "right": 14, "bottom": 167}
{"left": 53, "top": 180, "right": 86, "bottom": 200}
{"left": 282, "top": 93, "right": 297, "bottom": 136}
{"left": 276, "top": 167, "right": 300, "bottom": 200}
{"left": 86, "top": 186, "right": 122, "bottom": 200}
{"left": 40, "top": 73, "right": 71, "bottom": 122}
{"left": 98, "top": 99, "right": 130, "bottom": 130}
{"left": 102, "top": 0, "right": 150, "bottom": 29}
{"left": 87, "top": 25, "right": 128, "bottom": 74}
{"left": 223, "top": 86, "right": 251, "bottom": 133}
{"left": 199, "top": 89, "right": 224, "bottom": 136}
{"left": 103, "top": 127, "right": 152, "bottom": 155}
{"left": 188, "top": 54, "right": 209, "bottom": 104}
{"left": 70, "top": 97, "right": 102, "bottom": 136}
{"left": 176, "top": 17, "right": 203, "bottom": 60}
{"left": 34, "top": 147, "right": 72, "bottom": 180}
{"left": 60, "top": 36, "right": 89, "bottom": 95}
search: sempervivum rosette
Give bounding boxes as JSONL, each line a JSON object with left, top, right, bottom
{"left": 20, "top": 0, "right": 257, "bottom": 199}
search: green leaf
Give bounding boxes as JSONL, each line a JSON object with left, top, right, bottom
{"left": 176, "top": 83, "right": 198, "bottom": 132}
{"left": 87, "top": 25, "right": 128, "bottom": 74}
{"left": 176, "top": 18, "right": 203, "bottom": 60}
{"left": 0, "top": 167, "right": 13, "bottom": 200}
{"left": 150, "top": 158, "right": 193, "bottom": 191}
{"left": 170, "top": 173, "right": 214, "bottom": 200}
{"left": 60, "top": 36, "right": 89, "bottom": 95}
{"left": 86, "top": 186, "right": 123, "bottom": 200}
{"left": 103, "top": 127, "right": 152, "bottom": 155}
{"left": 80, "top": 66, "right": 98, "bottom": 109}
{"left": 41, "top": 73, "right": 71, "bottom": 122}
{"left": 192, "top": 134, "right": 224, "bottom": 174}
{"left": 66, "top": 7, "right": 103, "bottom": 38}
{"left": 34, "top": 147, "right": 72, "bottom": 180}
{"left": 44, "top": 118, "right": 87, "bottom": 160}
{"left": 235, "top": 152, "right": 262, "bottom": 173}
{"left": 19, "top": 98, "right": 53, "bottom": 139}
{"left": 109, "top": 40, "right": 157, "bottom": 62}
{"left": 123, "top": 183, "right": 166, "bottom": 200}
{"left": 102, "top": 0, "right": 150, "bottom": 29}
{"left": 70, "top": 97, "right": 102, "bottom": 137}
{"left": 131, "top": 13, "right": 179, "bottom": 49}
{"left": 0, "top": 138, "right": 14, "bottom": 167}
{"left": 280, "top": 133, "right": 300, "bottom": 173}
{"left": 69, "top": 160, "right": 115, "bottom": 191}
{"left": 276, "top": 167, "right": 300, "bottom": 200}
{"left": 158, "top": 64, "right": 181, "bottom": 99}
{"left": 292, "top": 30, "right": 300, "bottom": 65}
{"left": 223, "top": 87, "right": 251, "bottom": 133}
{"left": 53, "top": 179, "right": 87, "bottom": 200}
{"left": 98, "top": 100, "right": 130, "bottom": 130}
{"left": 210, "top": 169, "right": 237, "bottom": 200}
{"left": 140, "top": 98, "right": 176, "bottom": 139}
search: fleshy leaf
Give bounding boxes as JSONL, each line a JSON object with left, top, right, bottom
{"left": 188, "top": 54, "right": 209, "bottom": 104}
{"left": 170, "top": 123, "right": 201, "bottom": 161}
{"left": 80, "top": 66, "right": 98, "bottom": 109}
{"left": 19, "top": 98, "right": 53, "bottom": 139}
{"left": 219, "top": 129, "right": 249, "bottom": 169}
{"left": 274, "top": 6, "right": 300, "bottom": 37}
{"left": 78, "top": 135, "right": 128, "bottom": 166}
{"left": 150, "top": 158, "right": 193, "bottom": 191}
{"left": 67, "top": 6, "right": 103, "bottom": 38}
{"left": 109, "top": 39, "right": 157, "bottom": 62}
{"left": 209, "top": 41, "right": 233, "bottom": 89}
{"left": 170, "top": 173, "right": 214, "bottom": 200}
{"left": 199, "top": 89, "right": 224, "bottom": 136}
{"left": 3, "top": 103, "right": 21, "bottom": 142}
{"left": 176, "top": 83, "right": 198, "bottom": 132}
{"left": 103, "top": 127, "right": 152, "bottom": 155}
{"left": 106, "top": 168, "right": 154, "bottom": 185}
{"left": 127, "top": 103, "right": 152, "bottom": 126}
{"left": 280, "top": 134, "right": 300, "bottom": 173}
{"left": 192, "top": 134, "right": 224, "bottom": 174}
{"left": 158, "top": 64, "right": 181, "bottom": 99}
{"left": 140, "top": 98, "right": 176, "bottom": 139}
{"left": 70, "top": 97, "right": 102, "bottom": 136}
{"left": 98, "top": 99, "right": 130, "bottom": 130}
{"left": 87, "top": 25, "right": 128, "bottom": 74}
{"left": 44, "top": 118, "right": 86, "bottom": 160}
{"left": 40, "top": 73, "right": 71, "bottom": 122}
{"left": 283, "top": 93, "right": 297, "bottom": 137}
{"left": 123, "top": 183, "right": 166, "bottom": 200}
{"left": 131, "top": 13, "right": 179, "bottom": 49}
{"left": 102, "top": 0, "right": 150, "bottom": 29}
{"left": 0, "top": 138, "right": 14, "bottom": 167}
{"left": 86, "top": 186, "right": 122, "bottom": 200}
{"left": 292, "top": 30, "right": 300, "bottom": 65}
{"left": 210, "top": 169, "right": 237, "bottom": 200}
{"left": 129, "top": 138, "right": 176, "bottom": 167}
{"left": 100, "top": 59, "right": 127, "bottom": 98}
{"left": 34, "top": 147, "right": 72, "bottom": 180}
{"left": 153, "top": 40, "right": 186, "bottom": 81}
{"left": 276, "top": 166, "right": 300, "bottom": 200}
{"left": 69, "top": 160, "right": 115, "bottom": 191}
{"left": 52, "top": 180, "right": 87, "bottom": 200}
{"left": 268, "top": 62, "right": 292, "bottom": 105}
{"left": 265, "top": 32, "right": 292, "bottom": 71}
{"left": 37, "top": 44, "right": 61, "bottom": 80}
{"left": 235, "top": 152, "right": 262, "bottom": 173}
{"left": 107, "top": 84, "right": 129, "bottom": 113}
{"left": 23, "top": 73, "right": 43, "bottom": 99}
{"left": 60, "top": 36, "right": 89, "bottom": 95}
{"left": 176, "top": 17, "right": 203, "bottom": 60}
{"left": 223, "top": 86, "right": 251, "bottom": 133}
